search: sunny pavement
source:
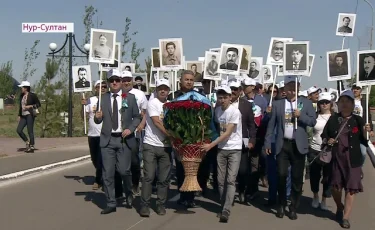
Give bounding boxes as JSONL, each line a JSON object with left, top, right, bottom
{"left": 0, "top": 161, "right": 374, "bottom": 230}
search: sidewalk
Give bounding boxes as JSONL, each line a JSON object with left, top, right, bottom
{"left": 0, "top": 137, "right": 90, "bottom": 177}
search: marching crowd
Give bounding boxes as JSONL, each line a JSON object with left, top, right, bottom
{"left": 78, "top": 69, "right": 372, "bottom": 229}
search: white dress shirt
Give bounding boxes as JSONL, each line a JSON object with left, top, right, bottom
{"left": 111, "top": 90, "right": 123, "bottom": 133}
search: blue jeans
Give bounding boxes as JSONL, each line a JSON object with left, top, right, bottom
{"left": 267, "top": 143, "right": 291, "bottom": 202}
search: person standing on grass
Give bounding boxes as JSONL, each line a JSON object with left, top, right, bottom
{"left": 16, "top": 81, "right": 41, "bottom": 153}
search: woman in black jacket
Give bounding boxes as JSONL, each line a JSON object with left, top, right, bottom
{"left": 321, "top": 90, "right": 370, "bottom": 229}
{"left": 16, "top": 81, "right": 41, "bottom": 153}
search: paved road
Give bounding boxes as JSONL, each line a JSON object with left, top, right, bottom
{"left": 0, "top": 161, "right": 374, "bottom": 230}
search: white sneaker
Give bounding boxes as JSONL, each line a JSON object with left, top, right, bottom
{"left": 320, "top": 201, "right": 329, "bottom": 211}
{"left": 311, "top": 197, "right": 320, "bottom": 208}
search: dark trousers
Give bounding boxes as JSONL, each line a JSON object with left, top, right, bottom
{"left": 16, "top": 114, "right": 35, "bottom": 145}
{"left": 308, "top": 148, "right": 332, "bottom": 198}
{"left": 197, "top": 146, "right": 218, "bottom": 191}
{"left": 141, "top": 144, "right": 172, "bottom": 206}
{"left": 88, "top": 136, "right": 102, "bottom": 185}
{"left": 131, "top": 138, "right": 141, "bottom": 188}
{"left": 277, "top": 140, "right": 306, "bottom": 210}
{"left": 267, "top": 143, "right": 277, "bottom": 202}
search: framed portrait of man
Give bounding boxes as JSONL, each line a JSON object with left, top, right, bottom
{"left": 185, "top": 61, "right": 204, "bottom": 82}
{"left": 327, "top": 49, "right": 351, "bottom": 81}
{"left": 266, "top": 37, "right": 293, "bottom": 65}
{"left": 158, "top": 70, "right": 175, "bottom": 92}
{"left": 203, "top": 51, "right": 221, "bottom": 80}
{"left": 336, "top": 13, "right": 356, "bottom": 37}
{"left": 277, "top": 65, "right": 284, "bottom": 77}
{"left": 120, "top": 63, "right": 136, "bottom": 73}
{"left": 247, "top": 57, "right": 263, "bottom": 82}
{"left": 240, "top": 45, "right": 253, "bottom": 74}
{"left": 149, "top": 67, "right": 158, "bottom": 88}
{"left": 262, "top": 65, "right": 273, "bottom": 84}
{"left": 133, "top": 73, "right": 149, "bottom": 94}
{"left": 73, "top": 65, "right": 92, "bottom": 93}
{"left": 283, "top": 41, "right": 310, "bottom": 76}
{"left": 101, "top": 42, "right": 121, "bottom": 72}
{"left": 159, "top": 38, "right": 183, "bottom": 69}
{"left": 89, "top": 28, "right": 116, "bottom": 64}
{"left": 357, "top": 50, "right": 375, "bottom": 85}
{"left": 218, "top": 43, "right": 243, "bottom": 75}
{"left": 151, "top": 47, "right": 161, "bottom": 68}
{"left": 308, "top": 54, "right": 315, "bottom": 77}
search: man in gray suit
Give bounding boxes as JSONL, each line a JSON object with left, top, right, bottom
{"left": 264, "top": 75, "right": 316, "bottom": 220}
{"left": 94, "top": 69, "right": 141, "bottom": 214}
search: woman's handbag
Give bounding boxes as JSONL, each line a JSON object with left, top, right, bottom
{"left": 32, "top": 105, "right": 40, "bottom": 117}
{"left": 318, "top": 118, "right": 349, "bottom": 164}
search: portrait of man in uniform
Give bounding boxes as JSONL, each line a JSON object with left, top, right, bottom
{"left": 327, "top": 49, "right": 351, "bottom": 81}
{"left": 159, "top": 38, "right": 183, "bottom": 68}
{"left": 336, "top": 13, "right": 356, "bottom": 37}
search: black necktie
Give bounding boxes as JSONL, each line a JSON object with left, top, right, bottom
{"left": 112, "top": 94, "right": 118, "bottom": 130}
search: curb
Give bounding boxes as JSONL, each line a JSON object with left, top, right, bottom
{"left": 0, "top": 155, "right": 91, "bottom": 182}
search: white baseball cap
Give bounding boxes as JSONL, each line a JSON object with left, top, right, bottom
{"left": 318, "top": 92, "right": 332, "bottom": 101}
{"left": 307, "top": 86, "right": 321, "bottom": 95}
{"left": 121, "top": 70, "right": 133, "bottom": 78}
{"left": 94, "top": 80, "right": 105, "bottom": 87}
{"left": 216, "top": 85, "right": 232, "bottom": 94}
{"left": 18, "top": 81, "right": 31, "bottom": 87}
{"left": 156, "top": 78, "right": 170, "bottom": 88}
{"left": 284, "top": 76, "right": 299, "bottom": 84}
{"left": 220, "top": 80, "right": 228, "bottom": 86}
{"left": 228, "top": 80, "right": 241, "bottom": 88}
{"left": 278, "top": 81, "right": 285, "bottom": 88}
{"left": 108, "top": 69, "right": 121, "bottom": 78}
{"left": 243, "top": 78, "right": 256, "bottom": 86}
{"left": 299, "top": 90, "right": 308, "bottom": 97}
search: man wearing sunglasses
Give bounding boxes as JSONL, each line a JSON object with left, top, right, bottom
{"left": 94, "top": 69, "right": 141, "bottom": 214}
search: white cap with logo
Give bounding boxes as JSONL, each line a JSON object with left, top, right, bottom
{"left": 18, "top": 81, "right": 31, "bottom": 87}
{"left": 228, "top": 80, "right": 241, "bottom": 88}
{"left": 243, "top": 78, "right": 256, "bottom": 86}
{"left": 307, "top": 86, "right": 321, "bottom": 95}
{"left": 121, "top": 70, "right": 133, "bottom": 78}
{"left": 94, "top": 80, "right": 105, "bottom": 87}
{"left": 216, "top": 85, "right": 232, "bottom": 94}
{"left": 156, "top": 78, "right": 170, "bottom": 88}
{"left": 318, "top": 92, "right": 332, "bottom": 101}
{"left": 108, "top": 69, "right": 121, "bottom": 78}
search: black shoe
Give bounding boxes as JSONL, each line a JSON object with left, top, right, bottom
{"left": 177, "top": 198, "right": 187, "bottom": 206}
{"left": 126, "top": 194, "right": 133, "bottom": 208}
{"left": 156, "top": 204, "right": 166, "bottom": 216}
{"left": 101, "top": 207, "right": 116, "bottom": 214}
{"left": 139, "top": 205, "right": 150, "bottom": 217}
{"left": 340, "top": 219, "right": 351, "bottom": 229}
{"left": 288, "top": 210, "right": 298, "bottom": 220}
{"left": 276, "top": 205, "right": 285, "bottom": 218}
{"left": 25, "top": 147, "right": 34, "bottom": 153}
{"left": 238, "top": 193, "right": 245, "bottom": 203}
{"left": 186, "top": 200, "right": 197, "bottom": 208}
{"left": 219, "top": 210, "right": 229, "bottom": 223}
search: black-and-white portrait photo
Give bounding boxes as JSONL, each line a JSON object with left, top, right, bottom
{"left": 149, "top": 68, "right": 158, "bottom": 87}
{"left": 133, "top": 73, "right": 148, "bottom": 93}
{"left": 283, "top": 41, "right": 310, "bottom": 76}
{"left": 203, "top": 51, "right": 220, "bottom": 80}
{"left": 89, "top": 28, "right": 116, "bottom": 64}
{"left": 120, "top": 63, "right": 136, "bottom": 73}
{"left": 151, "top": 47, "right": 161, "bottom": 68}
{"left": 308, "top": 54, "right": 315, "bottom": 77}
{"left": 218, "top": 43, "right": 243, "bottom": 75}
{"left": 328, "top": 88, "right": 339, "bottom": 102}
{"left": 262, "top": 65, "right": 273, "bottom": 84}
{"left": 159, "top": 38, "right": 183, "bottom": 68}
{"left": 327, "top": 49, "right": 351, "bottom": 81}
{"left": 73, "top": 65, "right": 92, "bottom": 93}
{"left": 101, "top": 42, "right": 121, "bottom": 71}
{"left": 185, "top": 61, "right": 203, "bottom": 82}
{"left": 336, "top": 13, "right": 356, "bottom": 37}
{"left": 357, "top": 50, "right": 375, "bottom": 84}
{"left": 266, "top": 37, "right": 293, "bottom": 65}
{"left": 158, "top": 70, "right": 175, "bottom": 91}
{"left": 240, "top": 45, "right": 252, "bottom": 74}
{"left": 277, "top": 65, "right": 284, "bottom": 77}
{"left": 247, "top": 57, "right": 263, "bottom": 82}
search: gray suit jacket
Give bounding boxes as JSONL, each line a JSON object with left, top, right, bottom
{"left": 94, "top": 91, "right": 141, "bottom": 149}
{"left": 264, "top": 97, "right": 316, "bottom": 155}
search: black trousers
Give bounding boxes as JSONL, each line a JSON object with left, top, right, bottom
{"left": 277, "top": 140, "right": 306, "bottom": 210}
{"left": 16, "top": 114, "right": 35, "bottom": 145}
{"left": 88, "top": 136, "right": 102, "bottom": 185}
{"left": 197, "top": 146, "right": 218, "bottom": 191}
{"left": 308, "top": 148, "right": 332, "bottom": 198}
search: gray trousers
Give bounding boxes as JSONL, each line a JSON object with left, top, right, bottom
{"left": 217, "top": 149, "right": 241, "bottom": 214}
{"left": 141, "top": 143, "right": 172, "bottom": 206}
{"left": 101, "top": 136, "right": 132, "bottom": 208}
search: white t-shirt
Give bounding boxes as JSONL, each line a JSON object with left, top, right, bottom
{"left": 215, "top": 105, "right": 242, "bottom": 150}
{"left": 86, "top": 96, "right": 102, "bottom": 137}
{"left": 129, "top": 88, "right": 148, "bottom": 113}
{"left": 149, "top": 91, "right": 157, "bottom": 101}
{"left": 284, "top": 99, "right": 296, "bottom": 139}
{"left": 354, "top": 99, "right": 363, "bottom": 117}
{"left": 310, "top": 113, "right": 331, "bottom": 151}
{"left": 143, "top": 98, "right": 170, "bottom": 147}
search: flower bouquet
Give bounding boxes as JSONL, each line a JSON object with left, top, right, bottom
{"left": 163, "top": 92, "right": 214, "bottom": 191}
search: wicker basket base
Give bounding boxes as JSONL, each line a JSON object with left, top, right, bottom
{"left": 179, "top": 160, "right": 202, "bottom": 192}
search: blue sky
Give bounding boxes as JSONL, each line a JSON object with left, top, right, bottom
{"left": 0, "top": 0, "right": 374, "bottom": 90}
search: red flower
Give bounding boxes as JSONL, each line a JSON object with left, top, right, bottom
{"left": 121, "top": 93, "right": 127, "bottom": 98}
{"left": 352, "top": 127, "right": 359, "bottom": 134}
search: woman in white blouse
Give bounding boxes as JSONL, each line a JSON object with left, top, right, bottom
{"left": 308, "top": 92, "right": 333, "bottom": 210}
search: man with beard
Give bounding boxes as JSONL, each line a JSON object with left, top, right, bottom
{"left": 220, "top": 47, "right": 239, "bottom": 71}
{"left": 75, "top": 68, "right": 91, "bottom": 89}
{"left": 248, "top": 61, "right": 260, "bottom": 79}
{"left": 270, "top": 40, "right": 284, "bottom": 62}
{"left": 329, "top": 54, "right": 348, "bottom": 77}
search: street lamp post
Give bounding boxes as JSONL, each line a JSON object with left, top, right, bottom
{"left": 47, "top": 33, "right": 90, "bottom": 137}
{"left": 363, "top": 0, "right": 374, "bottom": 49}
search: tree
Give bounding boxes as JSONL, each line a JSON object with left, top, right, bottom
{"left": 22, "top": 40, "right": 40, "bottom": 81}
{"left": 0, "top": 61, "right": 14, "bottom": 98}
